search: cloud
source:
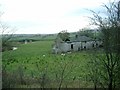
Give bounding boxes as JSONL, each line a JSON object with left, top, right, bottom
{"left": 1, "top": 0, "right": 110, "bottom": 34}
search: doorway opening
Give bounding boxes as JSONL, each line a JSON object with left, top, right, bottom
{"left": 71, "top": 44, "right": 73, "bottom": 49}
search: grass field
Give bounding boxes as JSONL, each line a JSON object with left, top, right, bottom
{"left": 2, "top": 40, "right": 94, "bottom": 88}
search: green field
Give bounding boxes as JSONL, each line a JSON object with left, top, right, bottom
{"left": 2, "top": 40, "right": 94, "bottom": 88}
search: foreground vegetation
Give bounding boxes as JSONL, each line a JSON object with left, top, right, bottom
{"left": 2, "top": 40, "right": 97, "bottom": 88}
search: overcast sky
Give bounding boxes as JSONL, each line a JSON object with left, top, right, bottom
{"left": 0, "top": 0, "right": 115, "bottom": 34}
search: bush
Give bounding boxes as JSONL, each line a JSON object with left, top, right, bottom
{"left": 2, "top": 41, "right": 13, "bottom": 52}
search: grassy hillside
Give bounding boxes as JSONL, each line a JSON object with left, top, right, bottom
{"left": 2, "top": 40, "right": 94, "bottom": 88}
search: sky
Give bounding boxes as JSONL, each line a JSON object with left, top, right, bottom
{"left": 0, "top": 0, "right": 115, "bottom": 34}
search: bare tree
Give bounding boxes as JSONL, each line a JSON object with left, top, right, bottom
{"left": 88, "top": 1, "right": 120, "bottom": 90}
{"left": 0, "top": 7, "right": 16, "bottom": 52}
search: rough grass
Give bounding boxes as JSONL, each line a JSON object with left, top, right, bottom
{"left": 2, "top": 40, "right": 93, "bottom": 88}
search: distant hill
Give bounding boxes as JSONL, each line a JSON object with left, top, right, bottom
{"left": 10, "top": 34, "right": 58, "bottom": 41}
{"left": 10, "top": 29, "right": 100, "bottom": 42}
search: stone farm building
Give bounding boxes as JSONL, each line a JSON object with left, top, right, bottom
{"left": 52, "top": 35, "right": 102, "bottom": 54}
